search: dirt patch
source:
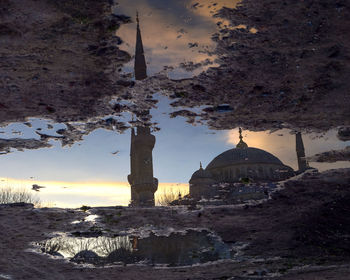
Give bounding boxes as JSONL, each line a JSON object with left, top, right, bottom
{"left": 0, "top": 138, "right": 51, "bottom": 154}
{"left": 308, "top": 146, "right": 350, "bottom": 162}
{"left": 0, "top": 0, "right": 131, "bottom": 125}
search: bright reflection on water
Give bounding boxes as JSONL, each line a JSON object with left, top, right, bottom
{"left": 40, "top": 230, "right": 233, "bottom": 266}
{"left": 114, "top": 0, "right": 240, "bottom": 79}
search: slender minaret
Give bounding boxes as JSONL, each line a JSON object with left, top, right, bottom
{"left": 128, "top": 13, "right": 158, "bottom": 207}
{"left": 296, "top": 132, "right": 308, "bottom": 172}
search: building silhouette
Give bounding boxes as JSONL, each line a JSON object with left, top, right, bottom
{"left": 296, "top": 132, "right": 309, "bottom": 172}
{"left": 189, "top": 129, "right": 309, "bottom": 199}
{"left": 128, "top": 13, "right": 158, "bottom": 207}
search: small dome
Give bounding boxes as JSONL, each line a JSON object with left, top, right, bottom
{"left": 206, "top": 147, "right": 285, "bottom": 170}
{"left": 190, "top": 167, "right": 214, "bottom": 181}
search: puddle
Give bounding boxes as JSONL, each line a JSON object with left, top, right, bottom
{"left": 71, "top": 214, "right": 99, "bottom": 225}
{"left": 39, "top": 230, "right": 235, "bottom": 267}
{"left": 2, "top": 1, "right": 350, "bottom": 280}
{"left": 0, "top": 123, "right": 349, "bottom": 207}
{"left": 0, "top": 0, "right": 349, "bottom": 208}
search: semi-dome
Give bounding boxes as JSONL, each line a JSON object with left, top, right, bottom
{"left": 189, "top": 163, "right": 216, "bottom": 199}
{"left": 190, "top": 163, "right": 214, "bottom": 182}
{"left": 190, "top": 168, "right": 213, "bottom": 180}
{"left": 206, "top": 147, "right": 285, "bottom": 170}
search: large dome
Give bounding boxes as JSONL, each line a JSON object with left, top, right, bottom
{"left": 206, "top": 147, "right": 285, "bottom": 170}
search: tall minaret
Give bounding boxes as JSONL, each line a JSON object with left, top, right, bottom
{"left": 296, "top": 132, "right": 308, "bottom": 172}
{"left": 128, "top": 13, "right": 158, "bottom": 207}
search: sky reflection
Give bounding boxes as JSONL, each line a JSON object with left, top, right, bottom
{"left": 114, "top": 0, "right": 239, "bottom": 78}
{"left": 0, "top": 179, "right": 188, "bottom": 207}
{"left": 2, "top": 95, "right": 349, "bottom": 187}
{"left": 0, "top": 95, "right": 349, "bottom": 208}
{"left": 0, "top": 1, "right": 349, "bottom": 208}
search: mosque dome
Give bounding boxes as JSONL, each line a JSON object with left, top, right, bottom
{"left": 206, "top": 147, "right": 285, "bottom": 170}
{"left": 206, "top": 128, "right": 288, "bottom": 172}
{"left": 188, "top": 128, "right": 305, "bottom": 200}
{"left": 197, "top": 128, "right": 294, "bottom": 184}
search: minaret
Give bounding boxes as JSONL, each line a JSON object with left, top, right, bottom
{"left": 296, "top": 132, "right": 308, "bottom": 172}
{"left": 128, "top": 13, "right": 158, "bottom": 207}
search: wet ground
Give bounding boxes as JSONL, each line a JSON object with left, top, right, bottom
{"left": 1, "top": 169, "right": 350, "bottom": 279}
{"left": 1, "top": 0, "right": 350, "bottom": 279}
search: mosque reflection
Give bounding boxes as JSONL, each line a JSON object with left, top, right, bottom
{"left": 188, "top": 130, "right": 310, "bottom": 200}
{"left": 41, "top": 230, "right": 233, "bottom": 266}
{"left": 127, "top": 14, "right": 312, "bottom": 207}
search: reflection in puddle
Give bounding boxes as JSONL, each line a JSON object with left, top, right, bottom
{"left": 40, "top": 230, "right": 233, "bottom": 267}
{"left": 2, "top": 1, "right": 350, "bottom": 279}
{"left": 0, "top": 274, "right": 12, "bottom": 280}
{"left": 0, "top": 1, "right": 349, "bottom": 208}
{"left": 114, "top": 0, "right": 240, "bottom": 78}
{"left": 0, "top": 126, "right": 348, "bottom": 207}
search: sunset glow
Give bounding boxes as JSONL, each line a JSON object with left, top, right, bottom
{"left": 0, "top": 178, "right": 188, "bottom": 208}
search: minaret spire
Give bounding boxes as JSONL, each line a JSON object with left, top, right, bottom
{"left": 134, "top": 12, "right": 147, "bottom": 80}
{"left": 239, "top": 128, "right": 243, "bottom": 141}
{"left": 296, "top": 132, "right": 308, "bottom": 172}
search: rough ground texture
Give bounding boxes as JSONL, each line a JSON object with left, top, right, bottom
{"left": 308, "top": 146, "right": 350, "bottom": 162}
{"left": 1, "top": 169, "right": 349, "bottom": 279}
{"left": 2, "top": 0, "right": 349, "bottom": 134}
{"left": 130, "top": 0, "right": 350, "bottom": 131}
{"left": 0, "top": 0, "right": 131, "bottom": 125}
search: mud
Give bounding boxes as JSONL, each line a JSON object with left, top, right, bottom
{"left": 2, "top": 0, "right": 349, "bottom": 134}
{"left": 124, "top": 0, "right": 350, "bottom": 131}
{"left": 0, "top": 137, "right": 51, "bottom": 154}
{"left": 308, "top": 146, "right": 350, "bottom": 162}
{"left": 0, "top": 0, "right": 131, "bottom": 125}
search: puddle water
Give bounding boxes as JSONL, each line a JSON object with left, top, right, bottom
{"left": 2, "top": 1, "right": 350, "bottom": 279}
{"left": 0, "top": 1, "right": 349, "bottom": 208}
{"left": 39, "top": 230, "right": 234, "bottom": 267}
{"left": 1, "top": 117, "right": 348, "bottom": 207}
{"left": 0, "top": 102, "right": 349, "bottom": 207}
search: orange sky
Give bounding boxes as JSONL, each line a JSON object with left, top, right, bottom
{"left": 0, "top": 178, "right": 188, "bottom": 208}
{"left": 224, "top": 128, "right": 350, "bottom": 171}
